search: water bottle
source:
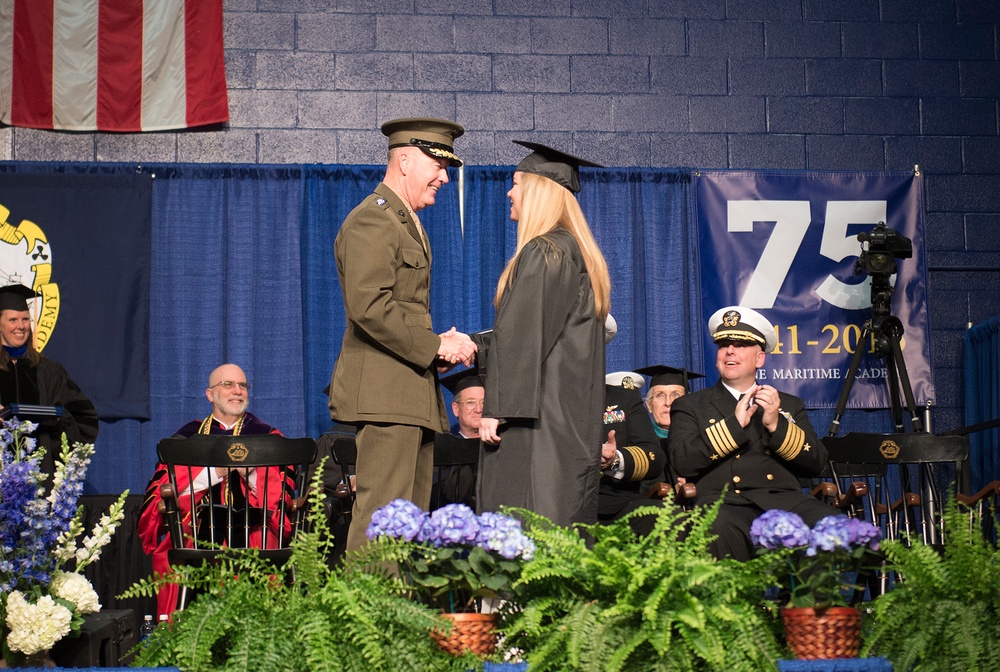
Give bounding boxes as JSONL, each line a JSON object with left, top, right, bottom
{"left": 140, "top": 614, "right": 155, "bottom": 641}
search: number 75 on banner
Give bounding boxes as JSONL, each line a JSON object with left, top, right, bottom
{"left": 728, "top": 200, "right": 889, "bottom": 311}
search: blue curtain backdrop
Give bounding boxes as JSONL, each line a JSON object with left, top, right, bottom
{"left": 964, "top": 318, "right": 1000, "bottom": 491}
{"left": 0, "top": 161, "right": 929, "bottom": 496}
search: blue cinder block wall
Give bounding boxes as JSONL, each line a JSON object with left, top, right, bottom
{"left": 4, "top": 0, "right": 998, "bottom": 434}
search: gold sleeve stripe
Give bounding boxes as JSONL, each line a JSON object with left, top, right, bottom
{"left": 705, "top": 421, "right": 738, "bottom": 458}
{"left": 624, "top": 445, "right": 650, "bottom": 480}
{"left": 776, "top": 422, "right": 805, "bottom": 460}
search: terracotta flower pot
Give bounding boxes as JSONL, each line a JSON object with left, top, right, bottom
{"left": 782, "top": 606, "right": 862, "bottom": 660}
{"left": 430, "top": 612, "right": 498, "bottom": 657}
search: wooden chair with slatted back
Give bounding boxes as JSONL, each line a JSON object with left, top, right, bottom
{"left": 820, "top": 432, "right": 988, "bottom": 597}
{"left": 156, "top": 434, "right": 316, "bottom": 610}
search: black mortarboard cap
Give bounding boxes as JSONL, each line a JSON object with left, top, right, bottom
{"left": 513, "top": 140, "right": 602, "bottom": 193}
{"left": 0, "top": 284, "right": 37, "bottom": 313}
{"left": 440, "top": 367, "right": 484, "bottom": 395}
{"left": 635, "top": 365, "right": 705, "bottom": 393}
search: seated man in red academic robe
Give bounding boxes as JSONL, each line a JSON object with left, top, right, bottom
{"left": 138, "top": 363, "right": 291, "bottom": 618}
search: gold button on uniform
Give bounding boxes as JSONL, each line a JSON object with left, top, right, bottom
{"left": 766, "top": 474, "right": 774, "bottom": 480}
{"left": 735, "top": 489, "right": 742, "bottom": 494}
{"left": 733, "top": 476, "right": 741, "bottom": 483}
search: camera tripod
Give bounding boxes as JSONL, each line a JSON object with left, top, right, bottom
{"left": 827, "top": 313, "right": 923, "bottom": 437}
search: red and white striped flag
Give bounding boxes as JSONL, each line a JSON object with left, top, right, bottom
{"left": 0, "top": 0, "right": 228, "bottom": 132}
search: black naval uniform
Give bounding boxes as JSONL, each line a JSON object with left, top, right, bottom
{"left": 669, "top": 380, "right": 838, "bottom": 560}
{"left": 598, "top": 384, "right": 664, "bottom": 527}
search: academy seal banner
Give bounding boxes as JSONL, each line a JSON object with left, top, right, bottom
{"left": 0, "top": 173, "right": 152, "bottom": 419}
{"left": 695, "top": 171, "right": 933, "bottom": 409}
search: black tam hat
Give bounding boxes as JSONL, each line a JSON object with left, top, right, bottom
{"left": 635, "top": 365, "right": 705, "bottom": 393}
{"left": 0, "top": 284, "right": 37, "bottom": 313}
{"left": 513, "top": 140, "right": 602, "bottom": 193}
{"left": 440, "top": 367, "right": 484, "bottom": 396}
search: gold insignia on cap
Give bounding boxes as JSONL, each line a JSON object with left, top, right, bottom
{"left": 622, "top": 375, "right": 636, "bottom": 390}
{"left": 723, "top": 310, "right": 741, "bottom": 328}
{"left": 227, "top": 442, "right": 249, "bottom": 462}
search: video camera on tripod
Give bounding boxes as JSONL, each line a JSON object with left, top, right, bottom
{"left": 854, "top": 221, "right": 913, "bottom": 318}
{"left": 829, "top": 220, "right": 922, "bottom": 436}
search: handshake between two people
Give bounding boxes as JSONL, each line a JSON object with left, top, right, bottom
{"left": 436, "top": 327, "right": 477, "bottom": 372}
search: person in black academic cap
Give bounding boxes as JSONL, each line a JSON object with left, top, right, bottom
{"left": 475, "top": 141, "right": 611, "bottom": 527}
{"left": 441, "top": 367, "right": 484, "bottom": 439}
{"left": 431, "top": 368, "right": 483, "bottom": 509}
{"left": 0, "top": 284, "right": 98, "bottom": 478}
{"left": 327, "top": 117, "right": 476, "bottom": 554}
{"left": 669, "top": 306, "right": 838, "bottom": 561}
{"left": 635, "top": 364, "right": 705, "bottom": 485}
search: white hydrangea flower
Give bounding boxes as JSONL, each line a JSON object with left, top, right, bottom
{"left": 50, "top": 570, "right": 101, "bottom": 614}
{"left": 5, "top": 591, "right": 73, "bottom": 654}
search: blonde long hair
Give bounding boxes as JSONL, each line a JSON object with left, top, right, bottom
{"left": 495, "top": 172, "right": 610, "bottom": 319}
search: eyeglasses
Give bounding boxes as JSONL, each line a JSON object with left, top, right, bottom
{"left": 211, "top": 380, "right": 250, "bottom": 391}
{"left": 649, "top": 391, "right": 684, "bottom": 404}
{"left": 459, "top": 399, "right": 484, "bottom": 409}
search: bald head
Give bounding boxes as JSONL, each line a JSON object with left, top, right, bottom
{"left": 205, "top": 363, "right": 249, "bottom": 425}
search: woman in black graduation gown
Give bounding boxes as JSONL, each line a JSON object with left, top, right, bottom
{"left": 475, "top": 142, "right": 611, "bottom": 527}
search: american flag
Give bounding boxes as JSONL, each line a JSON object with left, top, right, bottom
{"left": 0, "top": 0, "right": 228, "bottom": 132}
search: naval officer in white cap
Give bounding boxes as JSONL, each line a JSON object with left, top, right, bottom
{"left": 668, "top": 306, "right": 838, "bottom": 560}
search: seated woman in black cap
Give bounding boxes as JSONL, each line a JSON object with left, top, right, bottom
{"left": 475, "top": 141, "right": 611, "bottom": 527}
{"left": 0, "top": 284, "right": 98, "bottom": 477}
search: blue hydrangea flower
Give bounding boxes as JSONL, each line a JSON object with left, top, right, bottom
{"left": 418, "top": 503, "right": 480, "bottom": 547}
{"left": 806, "top": 515, "right": 855, "bottom": 556}
{"left": 844, "top": 516, "right": 881, "bottom": 551}
{"left": 476, "top": 511, "right": 536, "bottom": 560}
{"left": 366, "top": 499, "right": 427, "bottom": 541}
{"left": 750, "top": 509, "right": 811, "bottom": 550}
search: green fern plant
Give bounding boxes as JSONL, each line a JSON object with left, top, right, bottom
{"left": 498, "top": 499, "right": 784, "bottom": 672}
{"left": 861, "top": 498, "right": 1000, "bottom": 672}
{"left": 120, "top": 461, "right": 483, "bottom": 672}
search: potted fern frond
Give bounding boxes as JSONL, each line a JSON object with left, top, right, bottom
{"left": 498, "top": 499, "right": 785, "bottom": 672}
{"left": 861, "top": 498, "right": 1000, "bottom": 671}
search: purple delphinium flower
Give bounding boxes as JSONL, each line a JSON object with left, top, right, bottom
{"left": 750, "top": 510, "right": 811, "bottom": 550}
{"left": 476, "top": 511, "right": 536, "bottom": 560}
{"left": 418, "top": 503, "right": 480, "bottom": 547}
{"left": 366, "top": 499, "right": 427, "bottom": 541}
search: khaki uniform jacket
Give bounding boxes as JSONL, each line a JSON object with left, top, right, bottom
{"left": 328, "top": 183, "right": 448, "bottom": 432}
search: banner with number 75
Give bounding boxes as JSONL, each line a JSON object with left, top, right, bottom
{"left": 695, "top": 170, "right": 932, "bottom": 410}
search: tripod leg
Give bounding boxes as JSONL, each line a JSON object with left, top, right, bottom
{"left": 829, "top": 323, "right": 871, "bottom": 436}
{"left": 885, "top": 357, "right": 905, "bottom": 432}
{"left": 887, "top": 337, "right": 923, "bottom": 432}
